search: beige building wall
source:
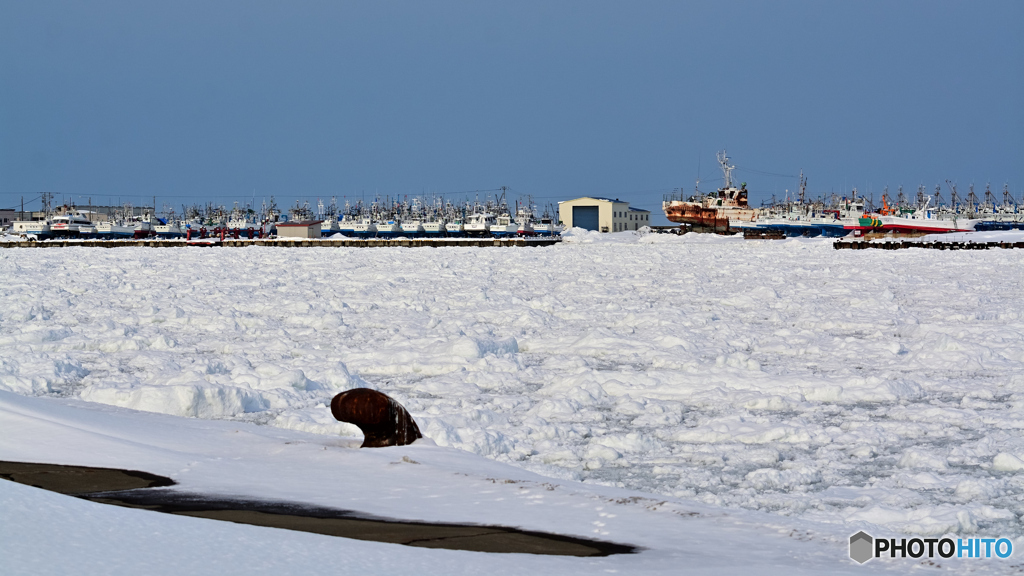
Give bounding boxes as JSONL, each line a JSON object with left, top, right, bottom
{"left": 623, "top": 208, "right": 651, "bottom": 231}
{"left": 276, "top": 222, "right": 322, "bottom": 238}
{"left": 558, "top": 197, "right": 650, "bottom": 232}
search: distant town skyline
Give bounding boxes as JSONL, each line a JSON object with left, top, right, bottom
{"left": 2, "top": 1, "right": 1021, "bottom": 224}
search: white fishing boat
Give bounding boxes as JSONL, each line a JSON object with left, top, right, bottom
{"left": 321, "top": 217, "right": 342, "bottom": 236}
{"left": 50, "top": 211, "right": 92, "bottom": 236}
{"left": 179, "top": 218, "right": 203, "bottom": 237}
{"left": 444, "top": 219, "right": 465, "bottom": 236}
{"left": 488, "top": 214, "right": 518, "bottom": 236}
{"left": 514, "top": 206, "right": 536, "bottom": 236}
{"left": 400, "top": 219, "right": 424, "bottom": 237}
{"left": 423, "top": 217, "right": 446, "bottom": 236}
{"left": 808, "top": 197, "right": 864, "bottom": 237}
{"left": 376, "top": 218, "right": 402, "bottom": 237}
{"left": 848, "top": 196, "right": 979, "bottom": 234}
{"left": 533, "top": 206, "right": 563, "bottom": 236}
{"left": 12, "top": 219, "right": 52, "bottom": 239}
{"left": 751, "top": 203, "right": 817, "bottom": 237}
{"left": 879, "top": 206, "right": 979, "bottom": 233}
{"left": 354, "top": 217, "right": 378, "bottom": 238}
{"left": 338, "top": 215, "right": 359, "bottom": 236}
{"left": 533, "top": 219, "right": 560, "bottom": 236}
{"left": 95, "top": 220, "right": 136, "bottom": 239}
{"left": 227, "top": 215, "right": 261, "bottom": 233}
{"left": 153, "top": 219, "right": 184, "bottom": 238}
{"left": 464, "top": 212, "right": 495, "bottom": 235}
{"left": 131, "top": 213, "right": 157, "bottom": 238}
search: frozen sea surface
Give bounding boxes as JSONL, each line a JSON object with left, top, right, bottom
{"left": 2, "top": 230, "right": 1023, "bottom": 539}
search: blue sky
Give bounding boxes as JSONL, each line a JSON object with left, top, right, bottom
{"left": 2, "top": 1, "right": 1021, "bottom": 224}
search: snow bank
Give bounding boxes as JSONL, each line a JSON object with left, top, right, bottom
{"left": 0, "top": 391, "right": 899, "bottom": 575}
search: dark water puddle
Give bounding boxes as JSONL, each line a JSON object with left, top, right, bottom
{"left": 0, "top": 461, "right": 636, "bottom": 557}
{"left": 0, "top": 460, "right": 176, "bottom": 493}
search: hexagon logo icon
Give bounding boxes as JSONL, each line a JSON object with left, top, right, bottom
{"left": 850, "top": 531, "right": 873, "bottom": 564}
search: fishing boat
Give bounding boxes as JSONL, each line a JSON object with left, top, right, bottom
{"left": 376, "top": 218, "right": 402, "bottom": 238}
{"left": 514, "top": 205, "right": 536, "bottom": 236}
{"left": 50, "top": 211, "right": 93, "bottom": 237}
{"left": 754, "top": 203, "right": 819, "bottom": 237}
{"left": 423, "top": 216, "right": 447, "bottom": 236}
{"left": 973, "top": 185, "right": 1023, "bottom": 231}
{"left": 663, "top": 151, "right": 757, "bottom": 233}
{"left": 464, "top": 212, "right": 496, "bottom": 235}
{"left": 315, "top": 199, "right": 342, "bottom": 236}
{"left": 488, "top": 214, "right": 518, "bottom": 236}
{"left": 807, "top": 196, "right": 864, "bottom": 237}
{"left": 321, "top": 217, "right": 342, "bottom": 236}
{"left": 400, "top": 219, "right": 424, "bottom": 237}
{"left": 95, "top": 220, "right": 136, "bottom": 239}
{"left": 338, "top": 214, "right": 359, "bottom": 236}
{"left": 847, "top": 196, "right": 978, "bottom": 234}
{"left": 533, "top": 205, "right": 563, "bottom": 236}
{"left": 354, "top": 217, "right": 377, "bottom": 238}
{"left": 225, "top": 216, "right": 260, "bottom": 232}
{"left": 226, "top": 205, "right": 262, "bottom": 235}
{"left": 880, "top": 206, "right": 978, "bottom": 233}
{"left": 444, "top": 218, "right": 465, "bottom": 237}
{"left": 12, "top": 219, "right": 53, "bottom": 239}
{"left": 131, "top": 212, "right": 157, "bottom": 238}
{"left": 153, "top": 219, "right": 184, "bottom": 238}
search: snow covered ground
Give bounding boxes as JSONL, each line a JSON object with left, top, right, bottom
{"left": 3, "top": 231, "right": 1024, "bottom": 572}
{"left": 1, "top": 390, "right": 897, "bottom": 575}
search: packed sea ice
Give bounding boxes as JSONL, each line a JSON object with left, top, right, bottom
{"left": 2, "top": 229, "right": 1023, "bottom": 541}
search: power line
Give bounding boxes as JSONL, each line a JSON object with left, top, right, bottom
{"left": 733, "top": 166, "right": 798, "bottom": 178}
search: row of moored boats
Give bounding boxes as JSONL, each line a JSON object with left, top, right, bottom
{"left": 662, "top": 151, "right": 1024, "bottom": 237}
{"left": 8, "top": 195, "right": 565, "bottom": 240}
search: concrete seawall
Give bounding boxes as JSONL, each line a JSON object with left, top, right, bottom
{"left": 834, "top": 240, "right": 1024, "bottom": 251}
{"left": 0, "top": 237, "right": 562, "bottom": 249}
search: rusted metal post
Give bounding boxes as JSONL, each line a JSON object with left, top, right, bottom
{"left": 330, "top": 388, "right": 422, "bottom": 448}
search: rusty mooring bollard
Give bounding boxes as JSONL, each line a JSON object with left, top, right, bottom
{"left": 330, "top": 388, "right": 423, "bottom": 448}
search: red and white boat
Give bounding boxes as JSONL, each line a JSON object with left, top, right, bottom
{"left": 846, "top": 197, "right": 978, "bottom": 234}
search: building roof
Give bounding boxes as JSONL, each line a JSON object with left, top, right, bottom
{"left": 558, "top": 196, "right": 625, "bottom": 204}
{"left": 628, "top": 206, "right": 650, "bottom": 212}
{"left": 276, "top": 220, "right": 323, "bottom": 227}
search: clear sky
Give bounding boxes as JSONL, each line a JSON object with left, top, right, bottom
{"left": 2, "top": 1, "right": 1021, "bottom": 224}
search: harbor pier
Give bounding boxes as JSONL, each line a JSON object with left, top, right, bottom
{"left": 0, "top": 237, "right": 563, "bottom": 249}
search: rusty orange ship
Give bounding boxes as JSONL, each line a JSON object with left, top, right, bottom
{"left": 662, "top": 151, "right": 758, "bottom": 233}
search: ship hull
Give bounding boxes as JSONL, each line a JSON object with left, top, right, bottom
{"left": 663, "top": 201, "right": 756, "bottom": 233}
{"left": 845, "top": 216, "right": 977, "bottom": 234}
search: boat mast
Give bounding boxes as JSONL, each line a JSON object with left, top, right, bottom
{"left": 717, "top": 150, "right": 734, "bottom": 189}
{"left": 946, "top": 180, "right": 960, "bottom": 210}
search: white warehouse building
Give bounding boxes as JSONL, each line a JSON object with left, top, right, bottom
{"left": 558, "top": 197, "right": 651, "bottom": 233}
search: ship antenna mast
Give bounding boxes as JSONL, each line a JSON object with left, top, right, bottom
{"left": 717, "top": 150, "right": 734, "bottom": 189}
{"left": 695, "top": 154, "right": 701, "bottom": 195}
